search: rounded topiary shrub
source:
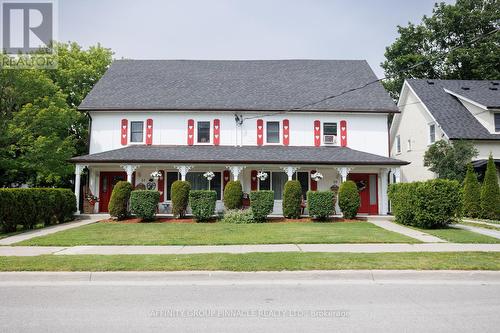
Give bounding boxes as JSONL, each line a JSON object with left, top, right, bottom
{"left": 338, "top": 180, "right": 360, "bottom": 219}
{"left": 171, "top": 180, "right": 191, "bottom": 218}
{"left": 223, "top": 180, "right": 243, "bottom": 210}
{"left": 189, "top": 190, "right": 217, "bottom": 222}
{"left": 108, "top": 181, "right": 133, "bottom": 220}
{"left": 462, "top": 164, "right": 481, "bottom": 218}
{"left": 250, "top": 191, "right": 274, "bottom": 222}
{"left": 219, "top": 209, "right": 254, "bottom": 224}
{"left": 480, "top": 155, "right": 500, "bottom": 220}
{"left": 307, "top": 191, "right": 335, "bottom": 220}
{"left": 130, "top": 190, "right": 160, "bottom": 221}
{"left": 388, "top": 182, "right": 418, "bottom": 225}
{"left": 283, "top": 180, "right": 302, "bottom": 219}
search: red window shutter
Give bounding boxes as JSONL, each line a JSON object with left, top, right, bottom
{"left": 283, "top": 119, "right": 290, "bottom": 146}
{"left": 146, "top": 118, "right": 153, "bottom": 145}
{"left": 251, "top": 170, "right": 258, "bottom": 191}
{"left": 121, "top": 119, "right": 128, "bottom": 145}
{"left": 223, "top": 170, "right": 230, "bottom": 189}
{"left": 257, "top": 119, "right": 264, "bottom": 146}
{"left": 158, "top": 170, "right": 165, "bottom": 202}
{"left": 314, "top": 120, "right": 321, "bottom": 147}
{"left": 187, "top": 119, "right": 194, "bottom": 145}
{"left": 213, "top": 119, "right": 220, "bottom": 145}
{"left": 340, "top": 120, "right": 347, "bottom": 147}
{"left": 310, "top": 170, "right": 318, "bottom": 191}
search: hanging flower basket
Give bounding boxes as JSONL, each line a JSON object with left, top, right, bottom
{"left": 256, "top": 171, "right": 268, "bottom": 181}
{"left": 85, "top": 193, "right": 99, "bottom": 205}
{"left": 203, "top": 171, "right": 215, "bottom": 181}
{"left": 150, "top": 171, "right": 162, "bottom": 180}
{"left": 311, "top": 172, "right": 323, "bottom": 182}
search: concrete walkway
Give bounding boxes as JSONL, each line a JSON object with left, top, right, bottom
{"left": 462, "top": 219, "right": 500, "bottom": 228}
{"left": 0, "top": 214, "right": 107, "bottom": 246}
{"left": 367, "top": 218, "right": 447, "bottom": 243}
{"left": 454, "top": 224, "right": 500, "bottom": 240}
{"left": 2, "top": 243, "right": 500, "bottom": 256}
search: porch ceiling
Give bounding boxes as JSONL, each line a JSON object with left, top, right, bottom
{"left": 70, "top": 145, "right": 408, "bottom": 166}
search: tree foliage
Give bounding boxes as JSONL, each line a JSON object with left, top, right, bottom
{"left": 0, "top": 42, "right": 113, "bottom": 187}
{"left": 423, "top": 140, "right": 478, "bottom": 182}
{"left": 381, "top": 0, "right": 500, "bottom": 99}
{"left": 480, "top": 155, "right": 500, "bottom": 220}
{"left": 462, "top": 164, "right": 481, "bottom": 218}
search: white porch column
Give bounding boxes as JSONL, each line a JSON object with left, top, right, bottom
{"left": 226, "top": 166, "right": 245, "bottom": 181}
{"left": 120, "top": 164, "right": 140, "bottom": 183}
{"left": 174, "top": 165, "right": 193, "bottom": 181}
{"left": 336, "top": 167, "right": 352, "bottom": 182}
{"left": 74, "top": 164, "right": 87, "bottom": 215}
{"left": 281, "top": 166, "right": 299, "bottom": 181}
{"left": 390, "top": 167, "right": 401, "bottom": 183}
{"left": 379, "top": 168, "right": 390, "bottom": 215}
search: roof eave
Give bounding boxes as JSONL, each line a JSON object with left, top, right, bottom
{"left": 77, "top": 106, "right": 400, "bottom": 113}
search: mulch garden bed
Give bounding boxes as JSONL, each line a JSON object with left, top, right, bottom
{"left": 99, "top": 216, "right": 364, "bottom": 224}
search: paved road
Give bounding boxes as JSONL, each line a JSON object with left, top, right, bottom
{"left": 1, "top": 271, "right": 499, "bottom": 332}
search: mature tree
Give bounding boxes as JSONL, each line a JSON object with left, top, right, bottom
{"left": 480, "top": 155, "right": 500, "bottom": 220}
{"left": 0, "top": 42, "right": 113, "bottom": 187}
{"left": 423, "top": 140, "right": 478, "bottom": 182}
{"left": 381, "top": 0, "right": 500, "bottom": 99}
{"left": 462, "top": 163, "right": 482, "bottom": 218}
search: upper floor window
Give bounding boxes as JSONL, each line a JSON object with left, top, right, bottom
{"left": 266, "top": 121, "right": 280, "bottom": 143}
{"left": 429, "top": 123, "right": 436, "bottom": 144}
{"left": 323, "top": 122, "right": 337, "bottom": 144}
{"left": 396, "top": 135, "right": 401, "bottom": 154}
{"left": 495, "top": 113, "right": 500, "bottom": 132}
{"left": 197, "top": 121, "right": 210, "bottom": 143}
{"left": 130, "top": 121, "right": 144, "bottom": 143}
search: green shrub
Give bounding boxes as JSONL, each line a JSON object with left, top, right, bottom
{"left": 108, "top": 181, "right": 133, "bottom": 220}
{"left": 250, "top": 191, "right": 274, "bottom": 222}
{"left": 283, "top": 180, "right": 302, "bottom": 219}
{"left": 171, "top": 180, "right": 190, "bottom": 218}
{"left": 480, "top": 155, "right": 500, "bottom": 220}
{"left": 462, "top": 164, "right": 481, "bottom": 218}
{"left": 0, "top": 188, "right": 76, "bottom": 232}
{"left": 307, "top": 191, "right": 335, "bottom": 220}
{"left": 219, "top": 209, "right": 254, "bottom": 224}
{"left": 189, "top": 190, "right": 217, "bottom": 222}
{"left": 389, "top": 179, "right": 462, "bottom": 228}
{"left": 130, "top": 190, "right": 160, "bottom": 221}
{"left": 223, "top": 180, "right": 243, "bottom": 209}
{"left": 338, "top": 180, "right": 360, "bottom": 219}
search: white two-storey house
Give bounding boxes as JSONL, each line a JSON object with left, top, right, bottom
{"left": 71, "top": 60, "right": 407, "bottom": 215}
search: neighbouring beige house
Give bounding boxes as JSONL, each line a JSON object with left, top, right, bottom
{"left": 390, "top": 79, "right": 500, "bottom": 182}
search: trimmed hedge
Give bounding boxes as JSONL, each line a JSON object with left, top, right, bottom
{"left": 307, "top": 191, "right": 335, "bottom": 220}
{"left": 223, "top": 180, "right": 243, "bottom": 210}
{"left": 0, "top": 188, "right": 76, "bottom": 232}
{"left": 338, "top": 181, "right": 360, "bottom": 219}
{"left": 250, "top": 191, "right": 274, "bottom": 222}
{"left": 130, "top": 190, "right": 160, "bottom": 221}
{"left": 480, "top": 155, "right": 500, "bottom": 220}
{"left": 171, "top": 180, "right": 190, "bottom": 218}
{"left": 189, "top": 190, "right": 217, "bottom": 222}
{"left": 219, "top": 209, "right": 254, "bottom": 224}
{"left": 462, "top": 164, "right": 481, "bottom": 218}
{"left": 388, "top": 179, "right": 462, "bottom": 228}
{"left": 108, "top": 181, "right": 133, "bottom": 220}
{"left": 283, "top": 180, "right": 302, "bottom": 219}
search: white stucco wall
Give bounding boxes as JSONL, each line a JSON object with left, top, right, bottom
{"left": 89, "top": 111, "right": 390, "bottom": 157}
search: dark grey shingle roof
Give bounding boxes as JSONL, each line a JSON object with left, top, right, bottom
{"left": 79, "top": 60, "right": 398, "bottom": 112}
{"left": 70, "top": 145, "right": 408, "bottom": 165}
{"left": 407, "top": 79, "right": 500, "bottom": 140}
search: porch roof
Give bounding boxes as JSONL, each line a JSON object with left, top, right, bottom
{"left": 70, "top": 145, "right": 409, "bottom": 166}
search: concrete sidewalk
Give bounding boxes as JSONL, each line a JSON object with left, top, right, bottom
{"left": 0, "top": 214, "right": 107, "bottom": 246}
{"left": 454, "top": 224, "right": 500, "bottom": 240}
{"left": 367, "top": 218, "right": 446, "bottom": 243}
{"left": 2, "top": 243, "right": 500, "bottom": 256}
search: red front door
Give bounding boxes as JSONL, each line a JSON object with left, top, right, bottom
{"left": 347, "top": 173, "right": 378, "bottom": 215}
{"left": 99, "top": 172, "right": 127, "bottom": 212}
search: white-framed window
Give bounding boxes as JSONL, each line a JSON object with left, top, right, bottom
{"left": 323, "top": 122, "right": 337, "bottom": 144}
{"left": 197, "top": 121, "right": 211, "bottom": 143}
{"left": 407, "top": 139, "right": 412, "bottom": 152}
{"left": 258, "top": 171, "right": 309, "bottom": 200}
{"left": 266, "top": 121, "right": 280, "bottom": 144}
{"left": 495, "top": 113, "right": 500, "bottom": 132}
{"left": 130, "top": 121, "right": 144, "bottom": 143}
{"left": 429, "top": 123, "right": 436, "bottom": 144}
{"left": 396, "top": 135, "right": 401, "bottom": 154}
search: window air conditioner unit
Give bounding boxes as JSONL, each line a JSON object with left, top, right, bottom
{"left": 323, "top": 135, "right": 337, "bottom": 144}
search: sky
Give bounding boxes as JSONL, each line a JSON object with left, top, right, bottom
{"left": 59, "top": 0, "right": 454, "bottom": 77}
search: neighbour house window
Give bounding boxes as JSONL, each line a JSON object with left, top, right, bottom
{"left": 266, "top": 121, "right": 280, "bottom": 143}
{"left": 495, "top": 113, "right": 500, "bottom": 132}
{"left": 429, "top": 124, "right": 436, "bottom": 143}
{"left": 396, "top": 135, "right": 401, "bottom": 154}
{"left": 130, "top": 121, "right": 144, "bottom": 143}
{"left": 197, "top": 121, "right": 211, "bottom": 143}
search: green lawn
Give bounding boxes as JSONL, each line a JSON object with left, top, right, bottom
{"left": 1, "top": 252, "right": 499, "bottom": 271}
{"left": 413, "top": 226, "right": 500, "bottom": 243}
{"left": 16, "top": 222, "right": 419, "bottom": 246}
